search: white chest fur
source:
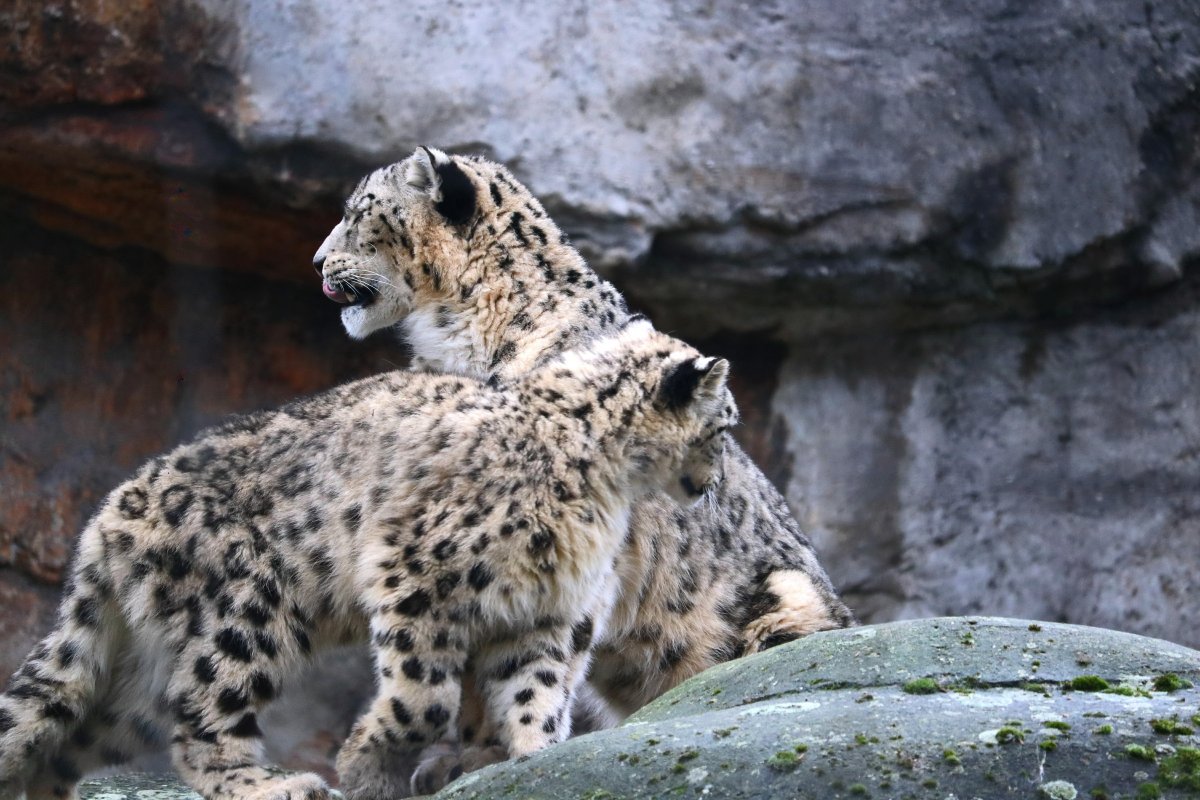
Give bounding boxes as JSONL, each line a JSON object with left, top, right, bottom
{"left": 402, "top": 306, "right": 489, "bottom": 377}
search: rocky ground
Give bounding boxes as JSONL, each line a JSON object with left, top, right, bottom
{"left": 3, "top": 0, "right": 1199, "bottom": 778}
{"left": 80, "top": 618, "right": 1200, "bottom": 798}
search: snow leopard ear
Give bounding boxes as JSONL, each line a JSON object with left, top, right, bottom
{"left": 404, "top": 146, "right": 441, "bottom": 193}
{"left": 405, "top": 146, "right": 477, "bottom": 225}
{"left": 660, "top": 357, "right": 730, "bottom": 411}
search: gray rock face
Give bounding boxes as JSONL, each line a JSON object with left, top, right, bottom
{"left": 778, "top": 270, "right": 1200, "bottom": 644}
{"left": 180, "top": 0, "right": 1200, "bottom": 333}
{"left": 432, "top": 618, "right": 1200, "bottom": 799}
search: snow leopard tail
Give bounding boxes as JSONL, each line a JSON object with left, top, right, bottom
{"left": 0, "top": 520, "right": 119, "bottom": 797}
{"left": 740, "top": 568, "right": 856, "bottom": 655}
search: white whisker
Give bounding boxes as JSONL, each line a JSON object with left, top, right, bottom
{"left": 327, "top": 255, "right": 406, "bottom": 298}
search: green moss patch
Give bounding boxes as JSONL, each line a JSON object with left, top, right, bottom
{"left": 996, "top": 726, "right": 1025, "bottom": 744}
{"left": 1159, "top": 746, "right": 1200, "bottom": 790}
{"left": 765, "top": 750, "right": 802, "bottom": 772}
{"left": 1134, "top": 783, "right": 1162, "bottom": 800}
{"left": 902, "top": 678, "right": 940, "bottom": 695}
{"left": 1067, "top": 675, "right": 1110, "bottom": 692}
{"left": 1149, "top": 717, "right": 1195, "bottom": 736}
{"left": 1151, "top": 673, "right": 1193, "bottom": 692}
{"left": 1038, "top": 781, "right": 1078, "bottom": 799}
{"left": 1125, "top": 743, "right": 1156, "bottom": 762}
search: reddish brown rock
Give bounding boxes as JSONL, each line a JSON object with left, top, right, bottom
{"left": 0, "top": 570, "right": 60, "bottom": 680}
{"left": 0, "top": 0, "right": 164, "bottom": 108}
{"left": 0, "top": 110, "right": 345, "bottom": 286}
{"left": 0, "top": 222, "right": 404, "bottom": 586}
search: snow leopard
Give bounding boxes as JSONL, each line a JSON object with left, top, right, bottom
{"left": 314, "top": 147, "right": 854, "bottom": 790}
{"left": 0, "top": 320, "right": 735, "bottom": 800}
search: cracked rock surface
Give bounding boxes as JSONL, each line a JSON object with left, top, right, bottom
{"left": 434, "top": 617, "right": 1200, "bottom": 799}
{"left": 78, "top": 619, "right": 1200, "bottom": 799}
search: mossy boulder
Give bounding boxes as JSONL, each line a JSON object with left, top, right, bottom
{"left": 435, "top": 617, "right": 1200, "bottom": 799}
{"left": 76, "top": 618, "right": 1200, "bottom": 799}
{"left": 78, "top": 773, "right": 344, "bottom": 799}
{"left": 79, "top": 773, "right": 203, "bottom": 799}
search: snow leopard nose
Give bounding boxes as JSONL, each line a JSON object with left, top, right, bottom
{"left": 312, "top": 253, "right": 326, "bottom": 275}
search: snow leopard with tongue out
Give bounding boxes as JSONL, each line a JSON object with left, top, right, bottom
{"left": 0, "top": 320, "right": 736, "bottom": 800}
{"left": 314, "top": 147, "right": 855, "bottom": 791}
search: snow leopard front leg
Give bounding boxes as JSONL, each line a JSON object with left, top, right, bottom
{"left": 23, "top": 673, "right": 170, "bottom": 800}
{"left": 411, "top": 613, "right": 599, "bottom": 794}
{"left": 167, "top": 614, "right": 330, "bottom": 800}
{"left": 336, "top": 586, "right": 469, "bottom": 800}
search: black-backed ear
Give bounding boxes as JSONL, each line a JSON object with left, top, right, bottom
{"left": 660, "top": 357, "right": 730, "bottom": 411}
{"left": 433, "top": 158, "right": 477, "bottom": 225}
{"left": 403, "top": 146, "right": 476, "bottom": 225}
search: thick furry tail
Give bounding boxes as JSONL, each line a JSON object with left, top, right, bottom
{"left": 0, "top": 528, "right": 118, "bottom": 797}
{"left": 741, "top": 569, "right": 853, "bottom": 655}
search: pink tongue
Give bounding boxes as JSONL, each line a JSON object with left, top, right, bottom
{"left": 322, "top": 282, "right": 351, "bottom": 303}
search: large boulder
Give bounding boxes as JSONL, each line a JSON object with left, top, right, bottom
{"left": 80, "top": 774, "right": 202, "bottom": 799}
{"left": 75, "top": 618, "right": 1200, "bottom": 798}
{"left": 434, "top": 618, "right": 1200, "bottom": 798}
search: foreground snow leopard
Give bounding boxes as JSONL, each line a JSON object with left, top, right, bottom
{"left": 0, "top": 321, "right": 736, "bottom": 800}
{"left": 315, "top": 147, "right": 855, "bottom": 788}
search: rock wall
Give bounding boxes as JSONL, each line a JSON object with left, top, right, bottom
{"left": 777, "top": 276, "right": 1200, "bottom": 639}
{"left": 1, "top": 0, "right": 1198, "bottom": 776}
{"left": 0, "top": 223, "right": 393, "bottom": 775}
